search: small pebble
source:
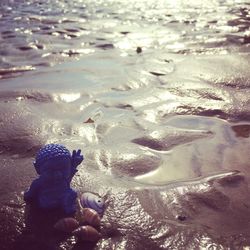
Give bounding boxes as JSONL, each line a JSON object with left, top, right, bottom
{"left": 177, "top": 215, "right": 187, "bottom": 221}
{"left": 136, "top": 47, "right": 142, "bottom": 53}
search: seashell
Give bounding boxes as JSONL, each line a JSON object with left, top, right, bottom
{"left": 80, "top": 192, "right": 105, "bottom": 215}
{"left": 54, "top": 217, "right": 79, "bottom": 233}
{"left": 80, "top": 207, "right": 101, "bottom": 228}
{"left": 73, "top": 225, "right": 101, "bottom": 242}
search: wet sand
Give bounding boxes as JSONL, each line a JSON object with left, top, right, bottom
{"left": 1, "top": 0, "right": 250, "bottom": 249}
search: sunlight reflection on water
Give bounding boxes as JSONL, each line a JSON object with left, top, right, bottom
{"left": 0, "top": 0, "right": 249, "bottom": 73}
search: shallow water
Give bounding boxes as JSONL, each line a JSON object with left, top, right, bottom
{"left": 0, "top": 0, "right": 250, "bottom": 249}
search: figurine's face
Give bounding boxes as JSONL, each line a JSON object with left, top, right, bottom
{"left": 37, "top": 157, "right": 71, "bottom": 179}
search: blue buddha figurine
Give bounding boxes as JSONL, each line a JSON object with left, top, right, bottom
{"left": 24, "top": 144, "right": 84, "bottom": 215}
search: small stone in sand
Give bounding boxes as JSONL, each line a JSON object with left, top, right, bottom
{"left": 177, "top": 215, "right": 187, "bottom": 221}
{"left": 136, "top": 47, "right": 142, "bottom": 53}
{"left": 84, "top": 118, "right": 94, "bottom": 123}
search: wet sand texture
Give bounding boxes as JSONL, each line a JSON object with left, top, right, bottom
{"left": 1, "top": 0, "right": 250, "bottom": 249}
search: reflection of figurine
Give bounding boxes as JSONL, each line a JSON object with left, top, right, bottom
{"left": 24, "top": 144, "right": 84, "bottom": 215}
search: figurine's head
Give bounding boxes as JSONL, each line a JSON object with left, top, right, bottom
{"left": 34, "top": 144, "right": 71, "bottom": 176}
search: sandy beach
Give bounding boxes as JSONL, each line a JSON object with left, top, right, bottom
{"left": 0, "top": 0, "right": 250, "bottom": 249}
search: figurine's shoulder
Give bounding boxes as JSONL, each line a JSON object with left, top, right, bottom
{"left": 30, "top": 176, "right": 42, "bottom": 187}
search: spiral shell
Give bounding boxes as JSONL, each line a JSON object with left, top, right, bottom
{"left": 80, "top": 192, "right": 105, "bottom": 215}
{"left": 73, "top": 225, "right": 101, "bottom": 242}
{"left": 80, "top": 207, "right": 101, "bottom": 228}
{"left": 54, "top": 217, "right": 79, "bottom": 233}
